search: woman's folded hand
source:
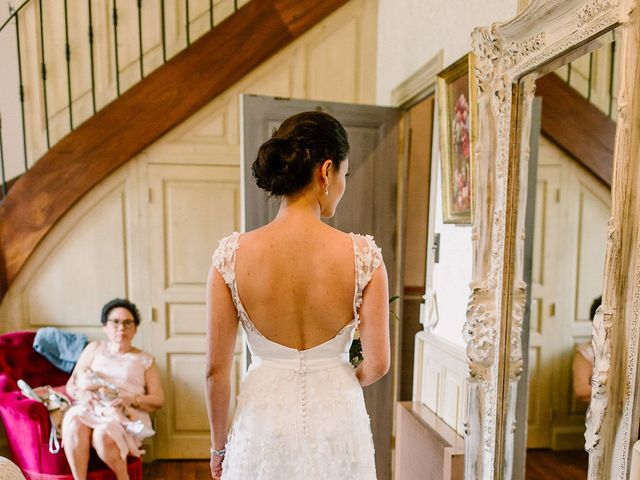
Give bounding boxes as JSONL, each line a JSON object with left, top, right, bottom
{"left": 112, "top": 393, "right": 136, "bottom": 409}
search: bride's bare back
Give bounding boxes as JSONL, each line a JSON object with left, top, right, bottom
{"left": 235, "top": 219, "right": 356, "bottom": 351}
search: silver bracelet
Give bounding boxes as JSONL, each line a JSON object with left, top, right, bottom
{"left": 210, "top": 447, "right": 226, "bottom": 457}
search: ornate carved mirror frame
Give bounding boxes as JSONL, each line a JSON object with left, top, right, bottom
{"left": 466, "top": 0, "right": 640, "bottom": 478}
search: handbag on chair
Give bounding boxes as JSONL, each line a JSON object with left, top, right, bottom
{"left": 17, "top": 379, "right": 71, "bottom": 454}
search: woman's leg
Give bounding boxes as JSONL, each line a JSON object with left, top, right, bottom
{"left": 62, "top": 417, "right": 92, "bottom": 480}
{"left": 92, "top": 428, "right": 130, "bottom": 480}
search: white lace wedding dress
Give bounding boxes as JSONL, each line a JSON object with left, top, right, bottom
{"left": 212, "top": 231, "right": 381, "bottom": 480}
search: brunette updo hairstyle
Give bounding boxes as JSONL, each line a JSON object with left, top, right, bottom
{"left": 252, "top": 111, "right": 349, "bottom": 196}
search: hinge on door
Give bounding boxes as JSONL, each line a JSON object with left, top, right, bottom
{"left": 390, "top": 435, "right": 395, "bottom": 450}
{"left": 555, "top": 188, "right": 560, "bottom": 203}
{"left": 148, "top": 307, "right": 157, "bottom": 322}
{"left": 147, "top": 188, "right": 152, "bottom": 203}
{"left": 549, "top": 302, "right": 556, "bottom": 317}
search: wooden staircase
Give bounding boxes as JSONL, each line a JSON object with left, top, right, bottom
{"left": 536, "top": 73, "right": 616, "bottom": 187}
{"left": 0, "top": 0, "right": 349, "bottom": 299}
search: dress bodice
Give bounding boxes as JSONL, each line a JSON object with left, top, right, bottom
{"left": 212, "top": 231, "right": 383, "bottom": 368}
{"left": 90, "top": 342, "right": 154, "bottom": 396}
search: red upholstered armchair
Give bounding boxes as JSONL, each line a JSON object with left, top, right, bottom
{"left": 0, "top": 331, "right": 142, "bottom": 480}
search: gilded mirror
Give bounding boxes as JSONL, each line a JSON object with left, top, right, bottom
{"left": 465, "top": 0, "right": 640, "bottom": 478}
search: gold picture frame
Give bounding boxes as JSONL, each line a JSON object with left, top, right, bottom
{"left": 436, "top": 53, "right": 477, "bottom": 224}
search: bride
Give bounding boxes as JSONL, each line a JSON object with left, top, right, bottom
{"left": 205, "top": 111, "right": 390, "bottom": 480}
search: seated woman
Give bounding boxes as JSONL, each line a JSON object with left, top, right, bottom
{"left": 62, "top": 299, "right": 164, "bottom": 480}
{"left": 572, "top": 295, "right": 602, "bottom": 403}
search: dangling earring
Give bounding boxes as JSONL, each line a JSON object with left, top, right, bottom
{"left": 324, "top": 185, "right": 329, "bottom": 196}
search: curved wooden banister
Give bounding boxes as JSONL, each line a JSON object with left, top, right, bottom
{"left": 536, "top": 73, "right": 615, "bottom": 187}
{"left": 0, "top": 0, "right": 349, "bottom": 299}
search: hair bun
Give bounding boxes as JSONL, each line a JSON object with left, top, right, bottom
{"left": 251, "top": 111, "right": 349, "bottom": 197}
{"left": 252, "top": 136, "right": 312, "bottom": 196}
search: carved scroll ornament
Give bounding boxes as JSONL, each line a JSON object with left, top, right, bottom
{"left": 585, "top": 304, "right": 614, "bottom": 453}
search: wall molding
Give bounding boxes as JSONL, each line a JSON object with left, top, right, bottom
{"left": 390, "top": 50, "right": 443, "bottom": 107}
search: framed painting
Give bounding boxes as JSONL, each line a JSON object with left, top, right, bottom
{"left": 436, "top": 53, "right": 477, "bottom": 224}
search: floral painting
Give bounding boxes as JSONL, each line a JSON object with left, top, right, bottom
{"left": 436, "top": 54, "right": 477, "bottom": 224}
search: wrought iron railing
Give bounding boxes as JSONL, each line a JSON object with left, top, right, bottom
{"left": 555, "top": 33, "right": 619, "bottom": 120}
{"left": 0, "top": 0, "right": 248, "bottom": 199}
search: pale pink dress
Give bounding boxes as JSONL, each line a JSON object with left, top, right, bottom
{"left": 61, "top": 342, "right": 155, "bottom": 458}
{"left": 577, "top": 341, "right": 595, "bottom": 364}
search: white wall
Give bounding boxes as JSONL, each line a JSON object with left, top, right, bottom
{"left": 376, "top": 0, "right": 519, "bottom": 102}
{"left": 429, "top": 166, "right": 473, "bottom": 346}
{"left": 376, "top": 0, "right": 519, "bottom": 346}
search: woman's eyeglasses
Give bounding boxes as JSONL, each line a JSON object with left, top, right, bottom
{"left": 107, "top": 318, "right": 136, "bottom": 329}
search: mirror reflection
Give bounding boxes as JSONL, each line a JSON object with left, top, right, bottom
{"left": 520, "top": 31, "right": 619, "bottom": 480}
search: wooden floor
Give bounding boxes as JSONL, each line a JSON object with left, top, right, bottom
{"left": 526, "top": 449, "right": 589, "bottom": 480}
{"left": 142, "top": 460, "right": 211, "bottom": 480}
{"left": 144, "top": 451, "right": 588, "bottom": 480}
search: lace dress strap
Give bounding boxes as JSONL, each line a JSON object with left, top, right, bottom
{"left": 211, "top": 232, "right": 241, "bottom": 287}
{"left": 350, "top": 233, "right": 383, "bottom": 320}
{"left": 211, "top": 232, "right": 263, "bottom": 337}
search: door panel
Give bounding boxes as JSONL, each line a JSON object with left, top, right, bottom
{"left": 241, "top": 95, "right": 400, "bottom": 479}
{"left": 551, "top": 156, "right": 609, "bottom": 449}
{"left": 526, "top": 162, "right": 561, "bottom": 448}
{"left": 148, "top": 163, "right": 243, "bottom": 458}
{"left": 525, "top": 138, "right": 611, "bottom": 451}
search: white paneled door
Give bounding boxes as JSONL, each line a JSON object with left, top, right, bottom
{"left": 147, "top": 163, "right": 242, "bottom": 458}
{"left": 526, "top": 137, "right": 610, "bottom": 449}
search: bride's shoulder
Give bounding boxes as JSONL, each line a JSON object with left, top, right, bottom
{"left": 215, "top": 231, "right": 241, "bottom": 246}
{"left": 349, "top": 232, "right": 381, "bottom": 253}
{"left": 347, "top": 234, "right": 383, "bottom": 295}
{"left": 211, "top": 231, "right": 240, "bottom": 257}
{"left": 349, "top": 232, "right": 383, "bottom": 273}
{"left": 211, "top": 232, "right": 241, "bottom": 279}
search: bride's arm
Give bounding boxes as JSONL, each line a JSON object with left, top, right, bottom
{"left": 355, "top": 262, "right": 390, "bottom": 387}
{"left": 205, "top": 265, "right": 239, "bottom": 453}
